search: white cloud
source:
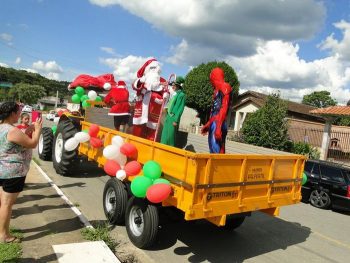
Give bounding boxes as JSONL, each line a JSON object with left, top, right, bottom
{"left": 32, "top": 60, "right": 63, "bottom": 80}
{"left": 0, "top": 62, "right": 9, "bottom": 68}
{"left": 227, "top": 40, "right": 350, "bottom": 104}
{"left": 15, "top": 57, "right": 21, "bottom": 64}
{"left": 20, "top": 68, "right": 38, "bottom": 74}
{"left": 100, "top": 46, "right": 116, "bottom": 55}
{"left": 99, "top": 55, "right": 154, "bottom": 84}
{"left": 90, "top": 0, "right": 325, "bottom": 60}
{"left": 0, "top": 33, "right": 13, "bottom": 42}
{"left": 319, "top": 20, "right": 350, "bottom": 61}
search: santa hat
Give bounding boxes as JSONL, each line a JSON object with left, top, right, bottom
{"left": 137, "top": 58, "right": 157, "bottom": 78}
{"left": 117, "top": 80, "right": 126, "bottom": 88}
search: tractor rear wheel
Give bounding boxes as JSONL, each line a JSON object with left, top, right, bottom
{"left": 52, "top": 119, "right": 79, "bottom": 176}
{"left": 38, "top": 127, "right": 54, "bottom": 161}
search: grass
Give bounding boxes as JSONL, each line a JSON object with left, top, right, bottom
{"left": 32, "top": 157, "right": 41, "bottom": 166}
{"left": 0, "top": 228, "right": 23, "bottom": 263}
{"left": 81, "top": 223, "right": 117, "bottom": 252}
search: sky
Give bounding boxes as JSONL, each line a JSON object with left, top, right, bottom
{"left": 1, "top": 0, "right": 350, "bottom": 104}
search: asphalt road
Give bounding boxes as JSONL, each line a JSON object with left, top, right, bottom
{"left": 37, "top": 117, "right": 350, "bottom": 263}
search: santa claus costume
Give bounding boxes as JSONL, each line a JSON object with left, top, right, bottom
{"left": 104, "top": 80, "right": 130, "bottom": 131}
{"left": 132, "top": 58, "right": 169, "bottom": 141}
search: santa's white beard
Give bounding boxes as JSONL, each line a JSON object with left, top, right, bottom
{"left": 144, "top": 71, "right": 160, "bottom": 91}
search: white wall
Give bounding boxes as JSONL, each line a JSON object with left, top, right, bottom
{"left": 234, "top": 103, "right": 259, "bottom": 131}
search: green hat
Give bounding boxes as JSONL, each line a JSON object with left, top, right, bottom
{"left": 174, "top": 76, "right": 185, "bottom": 88}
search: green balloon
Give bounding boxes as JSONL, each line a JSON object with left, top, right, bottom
{"left": 82, "top": 129, "right": 88, "bottom": 133}
{"left": 75, "top": 86, "right": 85, "bottom": 96}
{"left": 143, "top": 161, "right": 162, "bottom": 180}
{"left": 71, "top": 94, "right": 81, "bottom": 104}
{"left": 95, "top": 96, "right": 102, "bottom": 102}
{"left": 131, "top": 176, "right": 153, "bottom": 198}
{"left": 80, "top": 94, "right": 89, "bottom": 102}
{"left": 302, "top": 172, "right": 307, "bottom": 185}
{"left": 153, "top": 178, "right": 170, "bottom": 185}
{"left": 82, "top": 100, "right": 91, "bottom": 109}
{"left": 51, "top": 125, "right": 57, "bottom": 134}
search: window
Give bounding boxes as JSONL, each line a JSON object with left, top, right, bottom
{"left": 320, "top": 166, "right": 345, "bottom": 183}
{"left": 310, "top": 164, "right": 321, "bottom": 179}
{"left": 304, "top": 162, "right": 314, "bottom": 174}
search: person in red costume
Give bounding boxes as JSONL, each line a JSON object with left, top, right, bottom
{"left": 201, "top": 67, "right": 232, "bottom": 153}
{"left": 104, "top": 80, "right": 130, "bottom": 132}
{"left": 132, "top": 58, "right": 169, "bottom": 140}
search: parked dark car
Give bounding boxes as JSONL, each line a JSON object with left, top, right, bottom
{"left": 302, "top": 159, "right": 350, "bottom": 211}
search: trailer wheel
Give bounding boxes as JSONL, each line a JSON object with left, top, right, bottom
{"left": 103, "top": 178, "right": 128, "bottom": 225}
{"left": 224, "top": 215, "right": 246, "bottom": 230}
{"left": 52, "top": 119, "right": 78, "bottom": 176}
{"left": 38, "top": 127, "right": 54, "bottom": 161}
{"left": 125, "top": 197, "right": 159, "bottom": 249}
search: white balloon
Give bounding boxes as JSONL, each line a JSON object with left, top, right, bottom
{"left": 103, "top": 145, "right": 120, "bottom": 160}
{"left": 116, "top": 169, "right": 126, "bottom": 181}
{"left": 88, "top": 90, "right": 97, "bottom": 101}
{"left": 113, "top": 153, "right": 127, "bottom": 167}
{"left": 74, "top": 132, "right": 90, "bottom": 143}
{"left": 111, "top": 135, "right": 124, "bottom": 147}
{"left": 103, "top": 83, "right": 111, "bottom": 90}
{"left": 64, "top": 137, "right": 79, "bottom": 151}
{"left": 53, "top": 117, "right": 60, "bottom": 123}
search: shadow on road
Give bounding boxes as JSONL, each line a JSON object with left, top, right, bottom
{"left": 150, "top": 210, "right": 311, "bottom": 262}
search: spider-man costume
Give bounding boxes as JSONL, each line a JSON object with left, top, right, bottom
{"left": 201, "top": 68, "right": 233, "bottom": 153}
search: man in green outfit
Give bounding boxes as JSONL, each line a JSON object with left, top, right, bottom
{"left": 160, "top": 76, "right": 186, "bottom": 146}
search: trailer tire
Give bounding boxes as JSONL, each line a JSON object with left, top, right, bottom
{"left": 52, "top": 119, "right": 78, "bottom": 176}
{"left": 103, "top": 178, "right": 128, "bottom": 225}
{"left": 224, "top": 215, "right": 246, "bottom": 230}
{"left": 38, "top": 127, "right": 54, "bottom": 161}
{"left": 125, "top": 197, "right": 159, "bottom": 249}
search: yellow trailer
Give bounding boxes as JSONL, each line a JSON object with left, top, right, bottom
{"left": 76, "top": 119, "right": 305, "bottom": 248}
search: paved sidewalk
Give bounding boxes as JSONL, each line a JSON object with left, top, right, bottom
{"left": 11, "top": 163, "right": 91, "bottom": 262}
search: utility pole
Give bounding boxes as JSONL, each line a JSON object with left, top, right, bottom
{"left": 55, "top": 90, "right": 58, "bottom": 109}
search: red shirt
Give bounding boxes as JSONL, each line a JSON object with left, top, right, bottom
{"left": 16, "top": 124, "right": 32, "bottom": 138}
{"left": 104, "top": 87, "right": 130, "bottom": 115}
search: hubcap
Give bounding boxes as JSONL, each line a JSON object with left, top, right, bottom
{"left": 38, "top": 134, "right": 43, "bottom": 154}
{"left": 310, "top": 190, "right": 328, "bottom": 207}
{"left": 105, "top": 187, "right": 116, "bottom": 216}
{"left": 55, "top": 133, "right": 63, "bottom": 163}
{"left": 129, "top": 206, "right": 144, "bottom": 237}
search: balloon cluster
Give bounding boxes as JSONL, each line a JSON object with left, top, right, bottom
{"left": 71, "top": 86, "right": 102, "bottom": 109}
{"left": 64, "top": 124, "right": 103, "bottom": 151}
{"left": 131, "top": 161, "right": 171, "bottom": 204}
{"left": 103, "top": 135, "right": 140, "bottom": 181}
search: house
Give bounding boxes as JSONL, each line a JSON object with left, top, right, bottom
{"left": 231, "top": 91, "right": 324, "bottom": 131}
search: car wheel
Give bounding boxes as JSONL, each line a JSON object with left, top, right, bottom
{"left": 310, "top": 189, "right": 331, "bottom": 209}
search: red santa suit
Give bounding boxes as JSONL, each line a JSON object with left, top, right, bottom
{"left": 104, "top": 80, "right": 130, "bottom": 116}
{"left": 132, "top": 59, "right": 169, "bottom": 140}
{"left": 104, "top": 80, "right": 130, "bottom": 130}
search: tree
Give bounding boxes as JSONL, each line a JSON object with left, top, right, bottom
{"left": 302, "top": 91, "right": 337, "bottom": 108}
{"left": 184, "top": 61, "right": 240, "bottom": 124}
{"left": 241, "top": 93, "right": 291, "bottom": 151}
{"left": 8, "top": 83, "right": 46, "bottom": 104}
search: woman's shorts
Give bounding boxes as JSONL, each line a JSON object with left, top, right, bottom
{"left": 0, "top": 177, "right": 26, "bottom": 193}
{"left": 114, "top": 115, "right": 129, "bottom": 127}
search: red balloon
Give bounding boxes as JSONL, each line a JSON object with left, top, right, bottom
{"left": 146, "top": 184, "right": 171, "bottom": 203}
{"left": 57, "top": 110, "right": 64, "bottom": 117}
{"left": 120, "top": 143, "right": 138, "bottom": 159}
{"left": 104, "top": 160, "right": 121, "bottom": 176}
{"left": 89, "top": 124, "right": 100, "bottom": 137}
{"left": 90, "top": 137, "right": 103, "bottom": 148}
{"left": 124, "top": 161, "right": 142, "bottom": 176}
